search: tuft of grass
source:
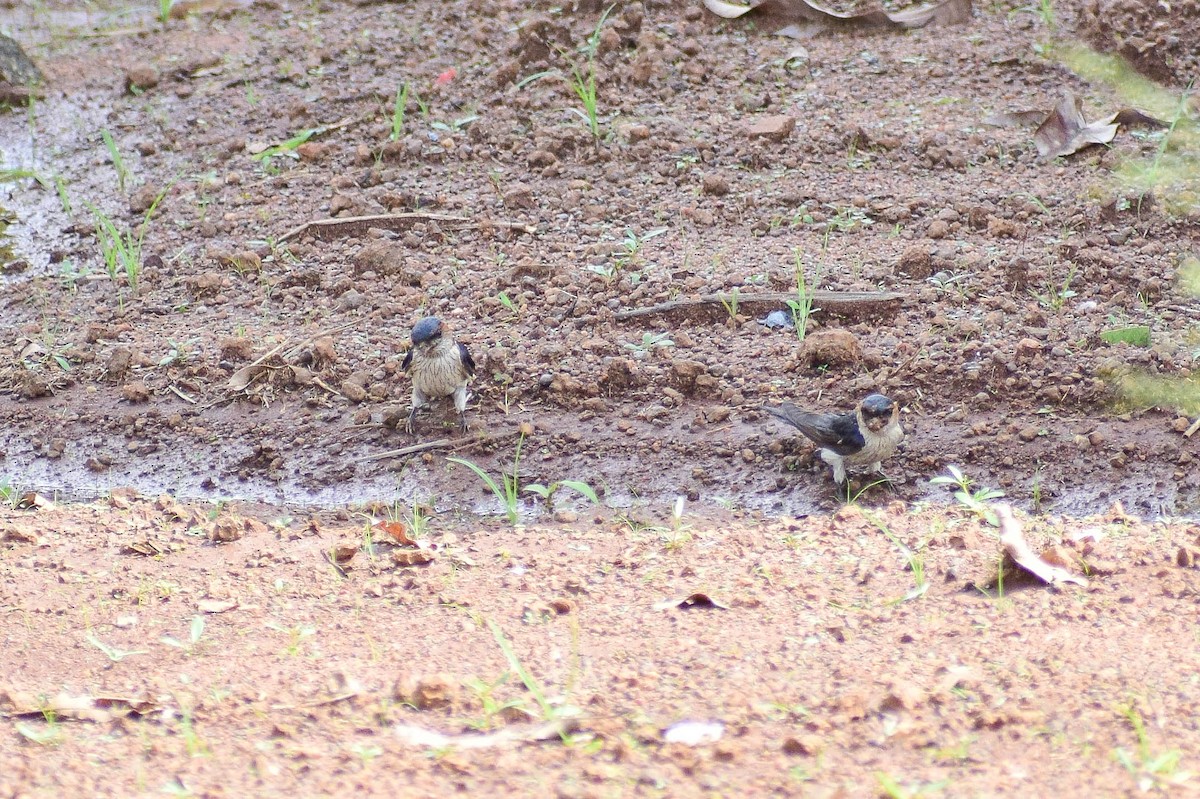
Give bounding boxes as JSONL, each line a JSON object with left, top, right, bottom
{"left": 265, "top": 622, "right": 316, "bottom": 656}
{"left": 0, "top": 476, "right": 21, "bottom": 508}
{"left": 1029, "top": 265, "right": 1077, "bottom": 310}
{"left": 100, "top": 129, "right": 128, "bottom": 193}
{"left": 869, "top": 514, "right": 929, "bottom": 602}
{"left": 448, "top": 431, "right": 528, "bottom": 524}
{"left": 1114, "top": 699, "right": 1191, "bottom": 792}
{"left": 390, "top": 82, "right": 409, "bottom": 141}
{"left": 16, "top": 712, "right": 64, "bottom": 747}
{"left": 565, "top": 6, "right": 614, "bottom": 139}
{"left": 524, "top": 479, "right": 600, "bottom": 510}
{"left": 87, "top": 182, "right": 171, "bottom": 294}
{"left": 462, "top": 673, "right": 526, "bottom": 731}
{"left": 487, "top": 620, "right": 576, "bottom": 726}
{"left": 161, "top": 616, "right": 206, "bottom": 654}
{"left": 787, "top": 245, "right": 823, "bottom": 341}
{"left": 717, "top": 287, "right": 740, "bottom": 322}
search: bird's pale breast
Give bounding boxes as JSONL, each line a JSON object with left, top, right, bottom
{"left": 845, "top": 421, "right": 903, "bottom": 466}
{"left": 411, "top": 339, "right": 468, "bottom": 399}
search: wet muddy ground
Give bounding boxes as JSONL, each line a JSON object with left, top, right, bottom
{"left": 2, "top": 0, "right": 1199, "bottom": 794}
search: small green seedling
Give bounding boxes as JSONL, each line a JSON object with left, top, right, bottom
{"left": 622, "top": 332, "right": 674, "bottom": 354}
{"left": 85, "top": 632, "right": 147, "bottom": 662}
{"left": 564, "top": 6, "right": 615, "bottom": 138}
{"left": 930, "top": 465, "right": 1005, "bottom": 525}
{"left": 524, "top": 479, "right": 600, "bottom": 510}
{"left": 101, "top": 129, "right": 128, "bottom": 193}
{"left": 161, "top": 615, "right": 206, "bottom": 653}
{"left": 390, "top": 82, "right": 409, "bottom": 141}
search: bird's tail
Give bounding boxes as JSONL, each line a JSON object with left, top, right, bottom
{"left": 763, "top": 402, "right": 814, "bottom": 430}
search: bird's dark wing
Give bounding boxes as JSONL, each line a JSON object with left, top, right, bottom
{"left": 458, "top": 342, "right": 476, "bottom": 376}
{"left": 765, "top": 403, "right": 864, "bottom": 455}
{"left": 401, "top": 348, "right": 413, "bottom": 372}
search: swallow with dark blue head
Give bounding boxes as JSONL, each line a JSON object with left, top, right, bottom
{"left": 765, "top": 393, "right": 904, "bottom": 486}
{"left": 401, "top": 316, "right": 476, "bottom": 434}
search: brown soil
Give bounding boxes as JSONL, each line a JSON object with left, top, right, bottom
{"left": 1, "top": 0, "right": 1199, "bottom": 795}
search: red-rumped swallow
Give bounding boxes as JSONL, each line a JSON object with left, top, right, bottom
{"left": 402, "top": 316, "right": 475, "bottom": 434}
{"left": 765, "top": 393, "right": 903, "bottom": 485}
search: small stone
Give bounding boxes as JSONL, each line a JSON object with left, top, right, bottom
{"left": 701, "top": 173, "right": 730, "bottom": 196}
{"left": 394, "top": 674, "right": 459, "bottom": 710}
{"left": 897, "top": 246, "right": 932, "bottom": 279}
{"left": 125, "top": 65, "right": 159, "bottom": 92}
{"left": 219, "top": 250, "right": 262, "bottom": 273}
{"left": 927, "top": 219, "right": 950, "bottom": 239}
{"left": 796, "top": 329, "right": 862, "bottom": 369}
{"left": 621, "top": 123, "right": 650, "bottom": 142}
{"left": 1018, "top": 427, "right": 1039, "bottom": 442}
{"left": 746, "top": 115, "right": 795, "bottom": 141}
{"left": 329, "top": 193, "right": 355, "bottom": 215}
{"left": 781, "top": 734, "right": 823, "bottom": 756}
{"left": 763, "top": 310, "right": 793, "bottom": 329}
{"left": 341, "top": 381, "right": 368, "bottom": 403}
{"left": 121, "top": 381, "right": 150, "bottom": 403}
{"left": 554, "top": 509, "right": 579, "bottom": 524}
{"left": 527, "top": 149, "right": 557, "bottom": 168}
{"left": 503, "top": 183, "right": 535, "bottom": 208}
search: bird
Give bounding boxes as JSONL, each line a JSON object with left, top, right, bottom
{"left": 401, "top": 316, "right": 476, "bottom": 434}
{"left": 764, "top": 393, "right": 904, "bottom": 486}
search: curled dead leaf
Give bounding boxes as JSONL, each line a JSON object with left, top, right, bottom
{"left": 708, "top": 0, "right": 972, "bottom": 28}
{"left": 18, "top": 492, "right": 55, "bottom": 511}
{"left": 227, "top": 363, "right": 265, "bottom": 391}
{"left": 985, "top": 91, "right": 1167, "bottom": 160}
{"left": 124, "top": 541, "right": 164, "bottom": 556}
{"left": 654, "top": 592, "right": 730, "bottom": 611}
{"left": 995, "top": 504, "right": 1087, "bottom": 587}
{"left": 374, "top": 519, "right": 416, "bottom": 546}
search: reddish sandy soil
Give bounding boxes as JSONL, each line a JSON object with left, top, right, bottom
{"left": 1, "top": 0, "right": 1199, "bottom": 795}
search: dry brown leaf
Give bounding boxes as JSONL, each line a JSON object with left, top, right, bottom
{"left": 707, "top": 0, "right": 972, "bottom": 29}
{"left": 227, "top": 363, "right": 265, "bottom": 391}
{"left": 374, "top": 519, "right": 416, "bottom": 546}
{"left": 18, "top": 492, "right": 55, "bottom": 511}
{"left": 986, "top": 92, "right": 1167, "bottom": 160}
{"left": 1034, "top": 93, "right": 1119, "bottom": 160}
{"left": 995, "top": 504, "right": 1087, "bottom": 587}
{"left": 393, "top": 716, "right": 578, "bottom": 750}
{"left": 0, "top": 690, "right": 157, "bottom": 722}
{"left": 654, "top": 592, "right": 731, "bottom": 611}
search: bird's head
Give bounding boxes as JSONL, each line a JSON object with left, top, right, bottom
{"left": 411, "top": 316, "right": 443, "bottom": 346}
{"left": 858, "top": 393, "right": 896, "bottom": 433}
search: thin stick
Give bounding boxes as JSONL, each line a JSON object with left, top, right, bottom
{"left": 278, "top": 212, "right": 537, "bottom": 244}
{"left": 355, "top": 437, "right": 464, "bottom": 464}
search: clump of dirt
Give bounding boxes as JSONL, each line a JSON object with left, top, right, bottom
{"left": 1077, "top": 0, "right": 1200, "bottom": 86}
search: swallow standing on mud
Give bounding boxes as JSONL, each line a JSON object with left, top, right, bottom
{"left": 402, "top": 316, "right": 476, "bottom": 434}
{"left": 765, "top": 393, "right": 904, "bottom": 486}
